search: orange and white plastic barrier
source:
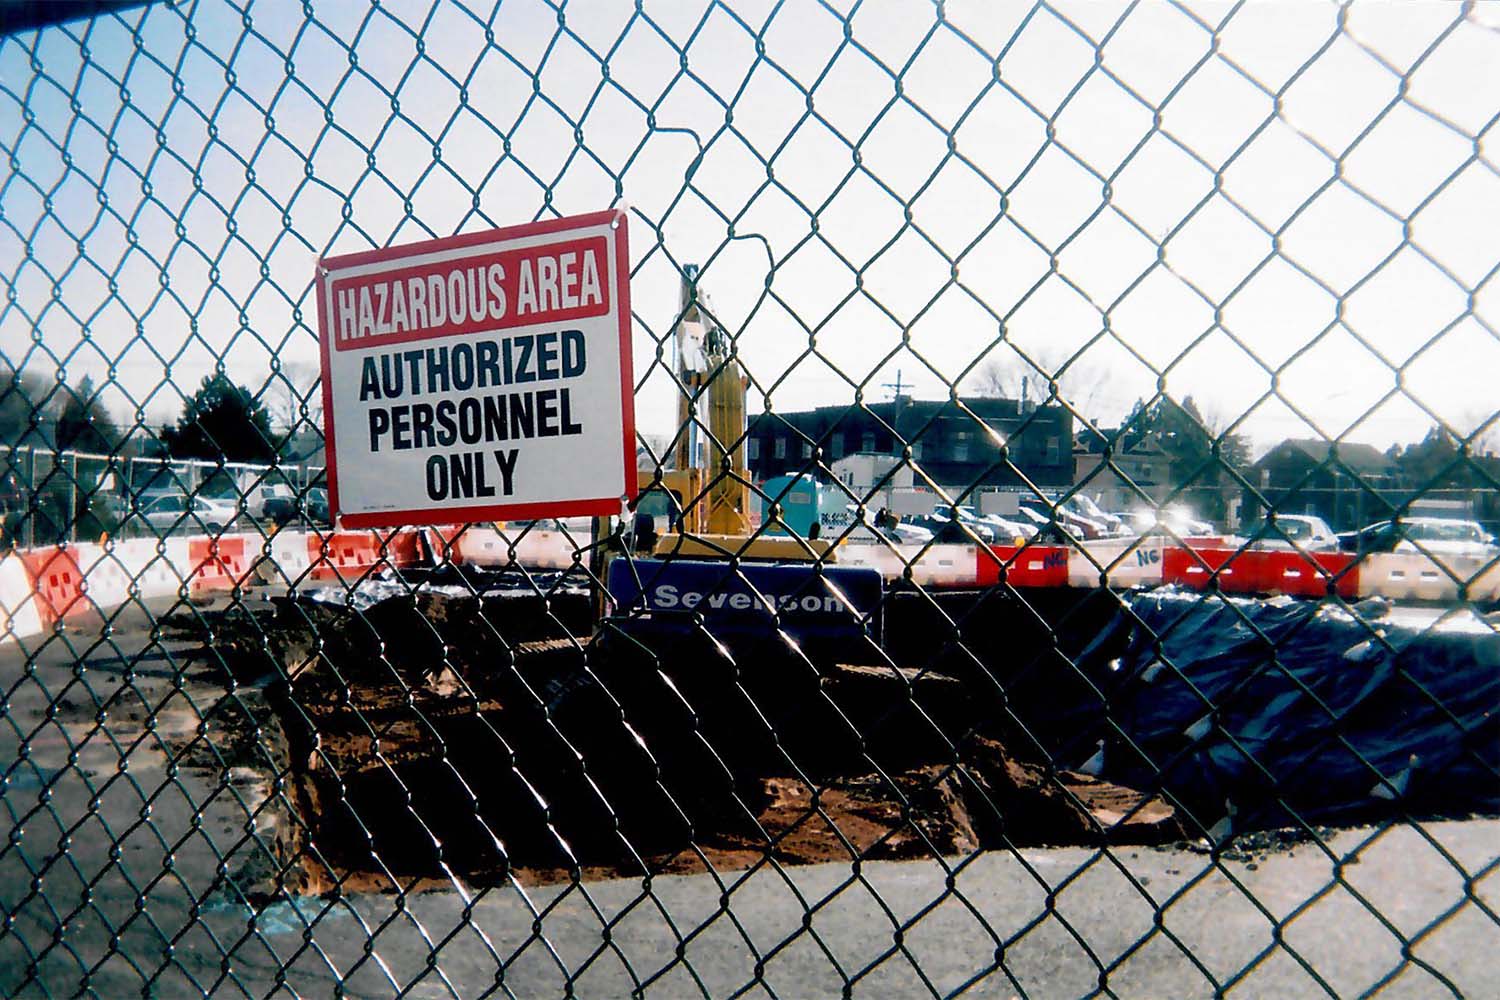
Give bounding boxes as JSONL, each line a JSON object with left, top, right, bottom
{"left": 71, "top": 540, "right": 144, "bottom": 609}
{"left": 1069, "top": 540, "right": 1166, "bottom": 590}
{"left": 0, "top": 554, "right": 45, "bottom": 640}
{"left": 997, "top": 538, "right": 1490, "bottom": 603}
{"left": 0, "top": 527, "right": 432, "bottom": 643}
{"left": 307, "top": 531, "right": 381, "bottom": 584}
{"left": 444, "top": 524, "right": 581, "bottom": 571}
{"left": 5, "top": 526, "right": 1498, "bottom": 645}
{"left": 840, "top": 543, "right": 978, "bottom": 588}
{"left": 14, "top": 546, "right": 87, "bottom": 624}
{"left": 977, "top": 544, "right": 1071, "bottom": 588}
{"left": 1354, "top": 551, "right": 1500, "bottom": 603}
{"left": 267, "top": 530, "right": 314, "bottom": 583}
{"left": 188, "top": 535, "right": 256, "bottom": 593}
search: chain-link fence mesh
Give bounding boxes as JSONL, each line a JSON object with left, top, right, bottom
{"left": 1, "top": 0, "right": 1498, "bottom": 996}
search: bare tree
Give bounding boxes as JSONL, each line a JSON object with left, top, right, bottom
{"left": 969, "top": 347, "right": 1110, "bottom": 421}
{"left": 1461, "top": 408, "right": 1500, "bottom": 458}
{"left": 270, "top": 362, "right": 323, "bottom": 435}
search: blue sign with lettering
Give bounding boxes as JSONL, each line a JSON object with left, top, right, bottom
{"left": 607, "top": 558, "right": 882, "bottom": 644}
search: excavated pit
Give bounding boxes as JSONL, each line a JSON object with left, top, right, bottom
{"left": 166, "top": 572, "right": 1182, "bottom": 895}
{"left": 165, "top": 571, "right": 1498, "bottom": 900}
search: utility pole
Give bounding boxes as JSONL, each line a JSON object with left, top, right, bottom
{"left": 882, "top": 370, "right": 909, "bottom": 404}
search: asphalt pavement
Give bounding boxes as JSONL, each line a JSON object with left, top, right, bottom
{"left": 0, "top": 595, "right": 1494, "bottom": 999}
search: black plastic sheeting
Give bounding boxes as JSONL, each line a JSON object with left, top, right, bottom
{"left": 1055, "top": 592, "right": 1500, "bottom": 836}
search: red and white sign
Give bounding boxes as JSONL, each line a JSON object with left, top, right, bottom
{"left": 316, "top": 210, "right": 636, "bottom": 528}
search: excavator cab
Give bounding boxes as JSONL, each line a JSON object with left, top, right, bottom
{"left": 627, "top": 467, "right": 699, "bottom": 550}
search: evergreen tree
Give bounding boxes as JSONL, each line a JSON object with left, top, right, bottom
{"left": 161, "top": 374, "right": 277, "bottom": 463}
{"left": 0, "top": 366, "right": 52, "bottom": 447}
{"left": 1117, "top": 394, "right": 1250, "bottom": 521}
{"left": 55, "top": 376, "right": 120, "bottom": 454}
{"left": 1389, "top": 426, "right": 1468, "bottom": 488}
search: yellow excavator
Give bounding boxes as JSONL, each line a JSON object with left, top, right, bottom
{"left": 590, "top": 266, "right": 879, "bottom": 644}
{"left": 624, "top": 265, "right": 833, "bottom": 563}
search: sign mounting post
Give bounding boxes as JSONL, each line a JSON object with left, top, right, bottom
{"left": 315, "top": 209, "right": 635, "bottom": 528}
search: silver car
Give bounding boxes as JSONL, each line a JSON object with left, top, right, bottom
{"left": 135, "top": 494, "right": 238, "bottom": 533}
{"left": 1250, "top": 514, "right": 1339, "bottom": 552}
{"left": 1393, "top": 518, "right": 1498, "bottom": 559}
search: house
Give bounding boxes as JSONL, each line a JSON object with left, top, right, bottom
{"left": 1247, "top": 439, "right": 1399, "bottom": 531}
{"left": 1072, "top": 428, "right": 1171, "bottom": 512}
{"left": 746, "top": 395, "right": 1074, "bottom": 497}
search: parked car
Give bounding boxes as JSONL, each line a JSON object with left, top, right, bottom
{"left": 245, "top": 482, "right": 296, "bottom": 520}
{"left": 1013, "top": 504, "right": 1062, "bottom": 539}
{"left": 1018, "top": 498, "right": 1105, "bottom": 541}
{"left": 976, "top": 513, "right": 1035, "bottom": 545}
{"left": 1340, "top": 517, "right": 1498, "bottom": 560}
{"left": 1344, "top": 521, "right": 1494, "bottom": 560}
{"left": 920, "top": 513, "right": 976, "bottom": 544}
{"left": 1065, "top": 494, "right": 1125, "bottom": 536}
{"left": 843, "top": 507, "right": 935, "bottom": 546}
{"left": 1248, "top": 513, "right": 1339, "bottom": 552}
{"left": 263, "top": 493, "right": 297, "bottom": 525}
{"left": 264, "top": 488, "right": 332, "bottom": 527}
{"left": 923, "top": 506, "right": 996, "bottom": 544}
{"left": 96, "top": 492, "right": 131, "bottom": 525}
{"left": 305, "top": 488, "right": 330, "bottom": 524}
{"left": 203, "top": 491, "right": 249, "bottom": 519}
{"left": 1336, "top": 520, "right": 1401, "bottom": 555}
{"left": 1395, "top": 518, "right": 1497, "bottom": 558}
{"left": 1119, "top": 508, "right": 1215, "bottom": 539}
{"left": 886, "top": 520, "right": 934, "bottom": 545}
{"left": 133, "top": 493, "right": 238, "bottom": 533}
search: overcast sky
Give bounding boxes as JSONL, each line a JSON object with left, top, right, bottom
{"left": 1, "top": 0, "right": 1497, "bottom": 457}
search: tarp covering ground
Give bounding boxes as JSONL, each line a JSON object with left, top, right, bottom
{"left": 1054, "top": 593, "right": 1500, "bottom": 835}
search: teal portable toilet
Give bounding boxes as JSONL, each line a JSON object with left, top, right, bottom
{"left": 760, "top": 474, "right": 819, "bottom": 536}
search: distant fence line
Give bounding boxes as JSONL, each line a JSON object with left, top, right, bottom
{"left": 0, "top": 444, "right": 325, "bottom": 546}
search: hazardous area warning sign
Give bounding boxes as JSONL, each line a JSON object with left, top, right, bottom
{"left": 316, "top": 210, "right": 635, "bottom": 528}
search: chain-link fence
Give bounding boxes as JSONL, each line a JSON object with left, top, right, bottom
{"left": 1, "top": 1, "right": 1498, "bottom": 996}
{"left": 0, "top": 445, "right": 329, "bottom": 547}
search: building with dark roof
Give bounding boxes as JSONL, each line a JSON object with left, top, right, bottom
{"left": 1247, "top": 438, "right": 1399, "bottom": 530}
{"left": 745, "top": 395, "right": 1073, "bottom": 492}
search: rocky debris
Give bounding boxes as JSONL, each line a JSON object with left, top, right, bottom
{"left": 1164, "top": 824, "right": 1338, "bottom": 863}
{"left": 959, "top": 735, "right": 1096, "bottom": 845}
